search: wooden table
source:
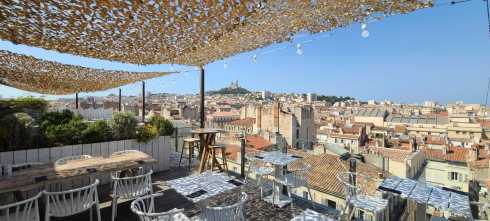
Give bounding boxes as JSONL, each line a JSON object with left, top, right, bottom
{"left": 0, "top": 150, "right": 156, "bottom": 194}
{"left": 191, "top": 128, "right": 222, "bottom": 173}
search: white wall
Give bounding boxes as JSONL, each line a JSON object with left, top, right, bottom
{"left": 0, "top": 136, "right": 171, "bottom": 174}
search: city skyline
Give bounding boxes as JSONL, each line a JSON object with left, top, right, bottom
{"left": 0, "top": 0, "right": 489, "bottom": 104}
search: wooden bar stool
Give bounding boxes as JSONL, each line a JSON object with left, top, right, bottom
{"left": 179, "top": 137, "right": 200, "bottom": 169}
{"left": 207, "top": 145, "right": 229, "bottom": 173}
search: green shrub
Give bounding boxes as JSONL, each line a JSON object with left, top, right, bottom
{"left": 111, "top": 112, "right": 137, "bottom": 140}
{"left": 43, "top": 116, "right": 87, "bottom": 146}
{"left": 81, "top": 120, "right": 112, "bottom": 143}
{"left": 149, "top": 115, "right": 174, "bottom": 136}
{"left": 136, "top": 124, "right": 158, "bottom": 143}
{"left": 40, "top": 109, "right": 75, "bottom": 131}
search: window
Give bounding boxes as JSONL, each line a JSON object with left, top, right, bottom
{"left": 327, "top": 200, "right": 336, "bottom": 209}
{"left": 449, "top": 172, "right": 459, "bottom": 181}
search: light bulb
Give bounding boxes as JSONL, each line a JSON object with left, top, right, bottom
{"left": 361, "top": 23, "right": 367, "bottom": 30}
{"left": 361, "top": 29, "right": 370, "bottom": 38}
{"left": 296, "top": 43, "right": 303, "bottom": 55}
{"left": 223, "top": 61, "right": 228, "bottom": 69}
{"left": 252, "top": 54, "right": 257, "bottom": 63}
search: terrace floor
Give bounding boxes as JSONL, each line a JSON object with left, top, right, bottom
{"left": 55, "top": 151, "right": 337, "bottom": 221}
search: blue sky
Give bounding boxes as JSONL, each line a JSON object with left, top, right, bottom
{"left": 0, "top": 1, "right": 489, "bottom": 104}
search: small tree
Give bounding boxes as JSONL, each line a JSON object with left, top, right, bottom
{"left": 149, "top": 115, "right": 174, "bottom": 136}
{"left": 136, "top": 124, "right": 158, "bottom": 143}
{"left": 111, "top": 112, "right": 137, "bottom": 140}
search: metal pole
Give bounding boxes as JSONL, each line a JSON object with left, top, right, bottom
{"left": 200, "top": 66, "right": 205, "bottom": 128}
{"left": 118, "top": 88, "right": 122, "bottom": 112}
{"left": 142, "top": 81, "right": 146, "bottom": 123}
{"left": 240, "top": 135, "right": 246, "bottom": 178}
{"left": 175, "top": 127, "right": 179, "bottom": 152}
{"left": 75, "top": 93, "right": 79, "bottom": 109}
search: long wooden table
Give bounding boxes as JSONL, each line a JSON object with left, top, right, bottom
{"left": 0, "top": 150, "right": 156, "bottom": 194}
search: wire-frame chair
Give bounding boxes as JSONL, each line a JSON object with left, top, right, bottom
{"left": 201, "top": 192, "right": 248, "bottom": 221}
{"left": 275, "top": 161, "right": 313, "bottom": 211}
{"left": 336, "top": 172, "right": 373, "bottom": 220}
{"left": 130, "top": 193, "right": 190, "bottom": 221}
{"left": 110, "top": 169, "right": 153, "bottom": 221}
{"left": 244, "top": 152, "right": 273, "bottom": 199}
{"left": 44, "top": 179, "right": 101, "bottom": 221}
{"left": 0, "top": 192, "right": 42, "bottom": 221}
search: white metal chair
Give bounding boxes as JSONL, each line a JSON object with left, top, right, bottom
{"left": 111, "top": 169, "right": 153, "bottom": 221}
{"left": 130, "top": 193, "right": 190, "bottom": 221}
{"left": 244, "top": 153, "right": 273, "bottom": 199}
{"left": 54, "top": 155, "right": 92, "bottom": 165}
{"left": 276, "top": 161, "right": 313, "bottom": 211}
{"left": 201, "top": 192, "right": 247, "bottom": 221}
{"left": 44, "top": 179, "right": 101, "bottom": 221}
{"left": 0, "top": 192, "right": 42, "bottom": 221}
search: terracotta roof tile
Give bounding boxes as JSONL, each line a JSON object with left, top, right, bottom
{"left": 230, "top": 117, "right": 255, "bottom": 126}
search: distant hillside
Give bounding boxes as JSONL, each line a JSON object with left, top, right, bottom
{"left": 208, "top": 86, "right": 251, "bottom": 95}
{"left": 317, "top": 95, "right": 354, "bottom": 103}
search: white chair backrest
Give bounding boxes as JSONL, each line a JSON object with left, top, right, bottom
{"left": 130, "top": 193, "right": 187, "bottom": 221}
{"left": 55, "top": 155, "right": 92, "bottom": 166}
{"left": 0, "top": 192, "right": 42, "bottom": 221}
{"left": 112, "top": 170, "right": 153, "bottom": 199}
{"left": 110, "top": 150, "right": 140, "bottom": 157}
{"left": 44, "top": 179, "right": 99, "bottom": 217}
{"left": 202, "top": 192, "right": 247, "bottom": 221}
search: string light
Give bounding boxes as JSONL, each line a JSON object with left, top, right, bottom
{"left": 252, "top": 54, "right": 258, "bottom": 63}
{"left": 361, "top": 23, "right": 370, "bottom": 38}
{"left": 223, "top": 61, "right": 228, "bottom": 69}
{"left": 296, "top": 43, "right": 304, "bottom": 55}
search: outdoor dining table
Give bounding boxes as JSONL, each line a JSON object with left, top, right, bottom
{"left": 166, "top": 171, "right": 243, "bottom": 203}
{"left": 190, "top": 128, "right": 223, "bottom": 173}
{"left": 255, "top": 151, "right": 301, "bottom": 208}
{"left": 0, "top": 150, "right": 156, "bottom": 195}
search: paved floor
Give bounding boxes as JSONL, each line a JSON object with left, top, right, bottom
{"left": 40, "top": 151, "right": 338, "bottom": 221}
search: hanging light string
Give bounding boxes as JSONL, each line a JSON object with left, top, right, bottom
{"left": 167, "top": 0, "right": 472, "bottom": 73}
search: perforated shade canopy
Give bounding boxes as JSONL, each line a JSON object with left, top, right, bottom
{"left": 0, "top": 0, "right": 432, "bottom": 66}
{"left": 0, "top": 50, "right": 171, "bottom": 94}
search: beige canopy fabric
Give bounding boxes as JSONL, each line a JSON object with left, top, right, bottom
{"left": 0, "top": 1, "right": 432, "bottom": 66}
{"left": 0, "top": 50, "right": 171, "bottom": 94}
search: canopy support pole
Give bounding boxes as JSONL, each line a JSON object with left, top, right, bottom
{"left": 118, "top": 88, "right": 122, "bottom": 112}
{"left": 75, "top": 93, "right": 79, "bottom": 109}
{"left": 142, "top": 81, "right": 145, "bottom": 123}
{"left": 200, "top": 66, "right": 205, "bottom": 128}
